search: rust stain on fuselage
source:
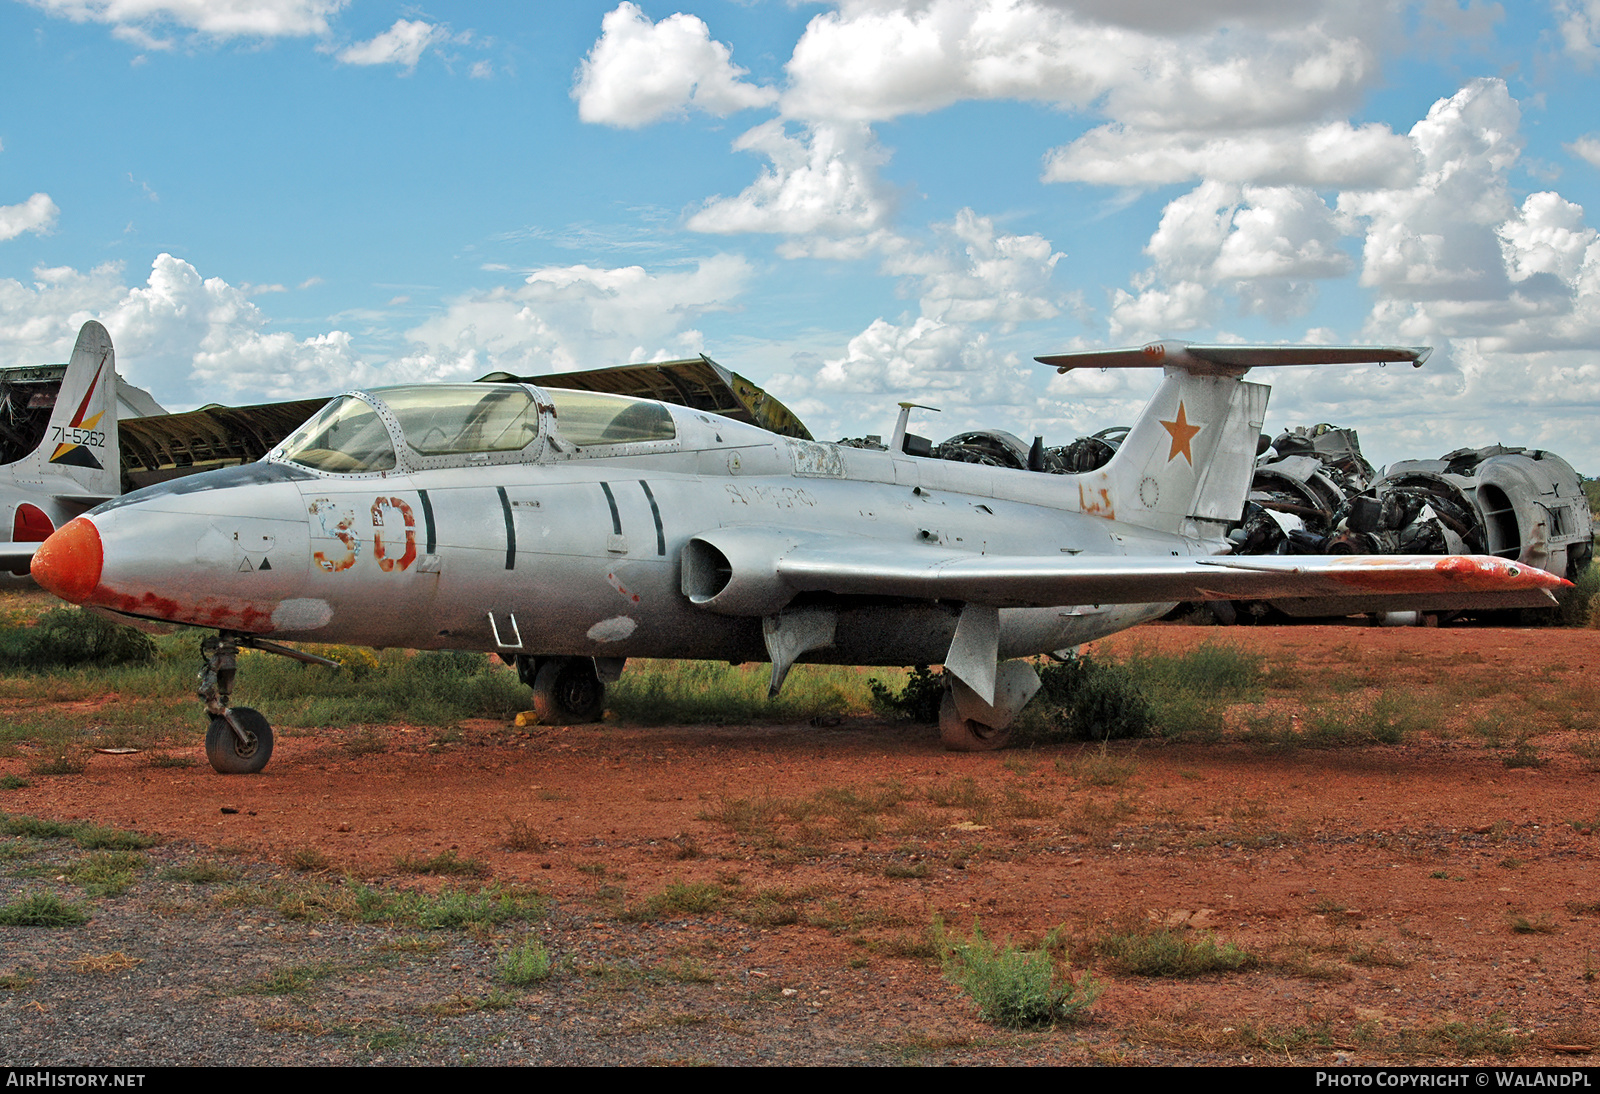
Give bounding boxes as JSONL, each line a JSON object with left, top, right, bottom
{"left": 1078, "top": 482, "right": 1115, "bottom": 520}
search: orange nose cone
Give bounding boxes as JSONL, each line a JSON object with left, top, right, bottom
{"left": 31, "top": 516, "right": 104, "bottom": 604}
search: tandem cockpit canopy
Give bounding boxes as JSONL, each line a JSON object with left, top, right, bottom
{"left": 272, "top": 383, "right": 679, "bottom": 475}
{"left": 275, "top": 384, "right": 543, "bottom": 473}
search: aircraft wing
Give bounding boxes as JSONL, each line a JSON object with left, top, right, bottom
{"left": 685, "top": 527, "right": 1566, "bottom": 615}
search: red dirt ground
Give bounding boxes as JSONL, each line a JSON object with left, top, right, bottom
{"left": 6, "top": 620, "right": 1600, "bottom": 1063}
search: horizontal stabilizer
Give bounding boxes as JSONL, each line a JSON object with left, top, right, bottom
{"left": 1037, "top": 341, "right": 1430, "bottom": 375}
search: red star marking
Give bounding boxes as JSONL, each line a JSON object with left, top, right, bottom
{"left": 1160, "top": 402, "right": 1201, "bottom": 464}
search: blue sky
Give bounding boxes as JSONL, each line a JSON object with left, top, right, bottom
{"left": 4, "top": 1, "right": 1600, "bottom": 470}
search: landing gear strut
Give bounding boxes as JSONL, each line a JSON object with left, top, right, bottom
{"left": 197, "top": 633, "right": 339, "bottom": 774}
{"left": 517, "top": 655, "right": 607, "bottom": 724}
{"left": 198, "top": 634, "right": 273, "bottom": 774}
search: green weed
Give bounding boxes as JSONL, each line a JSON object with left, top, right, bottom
{"left": 67, "top": 851, "right": 146, "bottom": 897}
{"left": 393, "top": 849, "right": 490, "bottom": 878}
{"left": 0, "top": 814, "right": 155, "bottom": 850}
{"left": 28, "top": 752, "right": 87, "bottom": 776}
{"left": 0, "top": 969, "right": 37, "bottom": 989}
{"left": 287, "top": 847, "right": 331, "bottom": 873}
{"left": 935, "top": 919, "right": 1099, "bottom": 1029}
{"left": 607, "top": 660, "right": 864, "bottom": 725}
{"left": 498, "top": 936, "right": 552, "bottom": 985}
{"left": 622, "top": 881, "right": 723, "bottom": 922}
{"left": 162, "top": 861, "right": 239, "bottom": 884}
{"left": 249, "top": 961, "right": 342, "bottom": 995}
{"left": 0, "top": 890, "right": 90, "bottom": 927}
{"left": 1095, "top": 922, "right": 1256, "bottom": 977}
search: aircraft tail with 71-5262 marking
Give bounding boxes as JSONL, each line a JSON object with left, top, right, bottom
{"left": 0, "top": 321, "right": 120, "bottom": 575}
{"left": 29, "top": 338, "right": 1567, "bottom": 773}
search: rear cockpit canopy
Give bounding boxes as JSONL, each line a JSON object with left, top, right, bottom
{"left": 544, "top": 388, "right": 675, "bottom": 447}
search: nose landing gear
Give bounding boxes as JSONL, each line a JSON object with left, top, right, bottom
{"left": 198, "top": 633, "right": 339, "bottom": 774}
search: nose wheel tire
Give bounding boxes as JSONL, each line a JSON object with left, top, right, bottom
{"left": 531, "top": 658, "right": 606, "bottom": 724}
{"left": 939, "top": 690, "right": 1012, "bottom": 752}
{"left": 205, "top": 707, "right": 274, "bottom": 774}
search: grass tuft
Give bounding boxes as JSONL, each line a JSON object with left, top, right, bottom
{"left": 622, "top": 881, "right": 723, "bottom": 922}
{"left": 0, "top": 890, "right": 90, "bottom": 927}
{"left": 393, "top": 849, "right": 490, "bottom": 878}
{"left": 935, "top": 919, "right": 1099, "bottom": 1028}
{"left": 1095, "top": 922, "right": 1256, "bottom": 977}
{"left": 498, "top": 936, "right": 552, "bottom": 985}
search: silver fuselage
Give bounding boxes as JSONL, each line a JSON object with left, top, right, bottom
{"left": 80, "top": 393, "right": 1204, "bottom": 665}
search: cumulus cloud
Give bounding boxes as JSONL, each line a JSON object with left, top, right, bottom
{"left": 884, "top": 209, "right": 1063, "bottom": 328}
{"left": 336, "top": 18, "right": 444, "bottom": 69}
{"left": 0, "top": 253, "right": 368, "bottom": 404}
{"left": 687, "top": 121, "right": 898, "bottom": 257}
{"left": 0, "top": 251, "right": 759, "bottom": 406}
{"left": 574, "top": 2, "right": 777, "bottom": 128}
{"left": 26, "top": 0, "right": 345, "bottom": 41}
{"left": 396, "top": 254, "right": 754, "bottom": 379}
{"left": 1108, "top": 180, "right": 1351, "bottom": 335}
{"left": 1044, "top": 120, "right": 1416, "bottom": 189}
{"left": 0, "top": 194, "right": 60, "bottom": 242}
{"left": 1340, "top": 79, "right": 1522, "bottom": 304}
{"left": 762, "top": 207, "right": 1065, "bottom": 442}
{"left": 782, "top": 0, "right": 1376, "bottom": 126}
{"left": 1556, "top": 0, "right": 1600, "bottom": 62}
{"left": 1569, "top": 135, "right": 1600, "bottom": 169}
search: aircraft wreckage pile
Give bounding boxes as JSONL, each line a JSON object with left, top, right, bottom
{"left": 839, "top": 420, "right": 1592, "bottom": 623}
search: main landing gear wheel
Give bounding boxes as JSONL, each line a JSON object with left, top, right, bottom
{"left": 531, "top": 657, "right": 606, "bottom": 724}
{"left": 939, "top": 690, "right": 1012, "bottom": 752}
{"left": 205, "top": 706, "right": 274, "bottom": 774}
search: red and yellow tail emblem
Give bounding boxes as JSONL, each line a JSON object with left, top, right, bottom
{"left": 48, "top": 363, "right": 108, "bottom": 471}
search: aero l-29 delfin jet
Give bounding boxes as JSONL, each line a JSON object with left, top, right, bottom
{"left": 0, "top": 321, "right": 120, "bottom": 575}
{"left": 29, "top": 341, "right": 1566, "bottom": 774}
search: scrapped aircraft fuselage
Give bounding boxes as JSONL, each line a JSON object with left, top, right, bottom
{"left": 69, "top": 396, "right": 1179, "bottom": 666}
{"left": 31, "top": 350, "right": 1566, "bottom": 772}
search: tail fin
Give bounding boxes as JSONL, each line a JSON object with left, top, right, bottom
{"left": 5, "top": 321, "right": 121, "bottom": 500}
{"left": 1036, "top": 341, "right": 1428, "bottom": 541}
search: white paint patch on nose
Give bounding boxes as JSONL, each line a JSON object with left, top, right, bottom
{"left": 272, "top": 598, "right": 334, "bottom": 630}
{"left": 587, "top": 616, "right": 636, "bottom": 643}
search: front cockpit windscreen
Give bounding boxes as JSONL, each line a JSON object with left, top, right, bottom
{"left": 376, "top": 385, "right": 541, "bottom": 458}
{"left": 276, "top": 395, "right": 398, "bottom": 474}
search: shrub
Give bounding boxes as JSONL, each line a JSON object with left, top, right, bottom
{"left": 1556, "top": 562, "right": 1599, "bottom": 626}
{"left": 1019, "top": 655, "right": 1153, "bottom": 743}
{"left": 867, "top": 666, "right": 945, "bottom": 724}
{"left": 935, "top": 919, "right": 1099, "bottom": 1028}
{"left": 0, "top": 608, "right": 155, "bottom": 670}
